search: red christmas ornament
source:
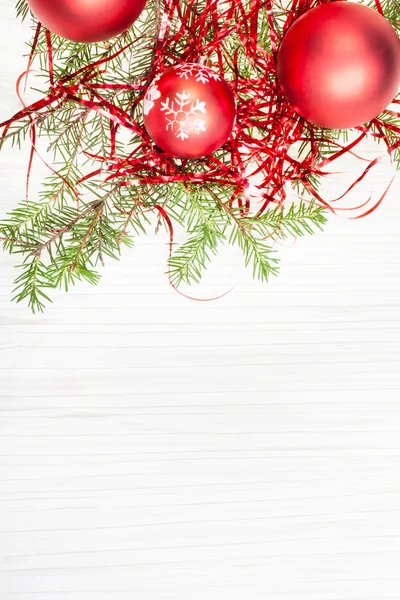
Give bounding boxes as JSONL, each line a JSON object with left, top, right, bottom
{"left": 277, "top": 1, "right": 400, "bottom": 129}
{"left": 27, "top": 0, "right": 147, "bottom": 43}
{"left": 143, "top": 63, "right": 236, "bottom": 159}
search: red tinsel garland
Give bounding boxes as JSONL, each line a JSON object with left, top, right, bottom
{"left": 1, "top": 0, "right": 399, "bottom": 241}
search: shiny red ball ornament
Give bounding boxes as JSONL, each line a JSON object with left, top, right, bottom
{"left": 143, "top": 63, "right": 236, "bottom": 159}
{"left": 277, "top": 1, "right": 400, "bottom": 129}
{"left": 27, "top": 0, "right": 147, "bottom": 43}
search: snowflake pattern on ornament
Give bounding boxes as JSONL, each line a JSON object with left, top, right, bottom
{"left": 160, "top": 91, "right": 207, "bottom": 141}
{"left": 175, "top": 63, "right": 220, "bottom": 84}
{"left": 143, "top": 74, "right": 162, "bottom": 116}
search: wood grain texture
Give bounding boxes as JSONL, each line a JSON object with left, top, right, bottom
{"left": 1, "top": 3, "right": 400, "bottom": 599}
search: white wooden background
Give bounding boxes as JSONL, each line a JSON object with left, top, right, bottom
{"left": 1, "top": 3, "right": 400, "bottom": 599}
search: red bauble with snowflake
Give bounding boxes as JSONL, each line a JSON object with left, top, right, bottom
{"left": 27, "top": 0, "right": 147, "bottom": 42}
{"left": 277, "top": 1, "right": 400, "bottom": 129}
{"left": 143, "top": 63, "right": 236, "bottom": 159}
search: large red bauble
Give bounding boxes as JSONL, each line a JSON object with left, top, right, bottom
{"left": 143, "top": 64, "right": 236, "bottom": 159}
{"left": 277, "top": 2, "right": 400, "bottom": 129}
{"left": 27, "top": 0, "right": 147, "bottom": 43}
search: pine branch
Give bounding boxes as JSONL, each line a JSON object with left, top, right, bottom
{"left": 250, "top": 200, "right": 328, "bottom": 240}
{"left": 232, "top": 201, "right": 327, "bottom": 281}
{"left": 70, "top": 201, "right": 104, "bottom": 269}
{"left": 168, "top": 222, "right": 226, "bottom": 286}
{"left": 1, "top": 198, "right": 134, "bottom": 309}
{"left": 208, "top": 188, "right": 281, "bottom": 283}
{"left": 0, "top": 119, "right": 32, "bottom": 149}
{"left": 229, "top": 221, "right": 280, "bottom": 282}
{"left": 367, "top": 0, "right": 400, "bottom": 32}
{"left": 33, "top": 200, "right": 104, "bottom": 257}
{"left": 1, "top": 201, "right": 53, "bottom": 242}
{"left": 12, "top": 257, "right": 54, "bottom": 313}
{"left": 16, "top": 0, "right": 30, "bottom": 21}
{"left": 0, "top": 236, "right": 37, "bottom": 251}
{"left": 166, "top": 183, "right": 232, "bottom": 285}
